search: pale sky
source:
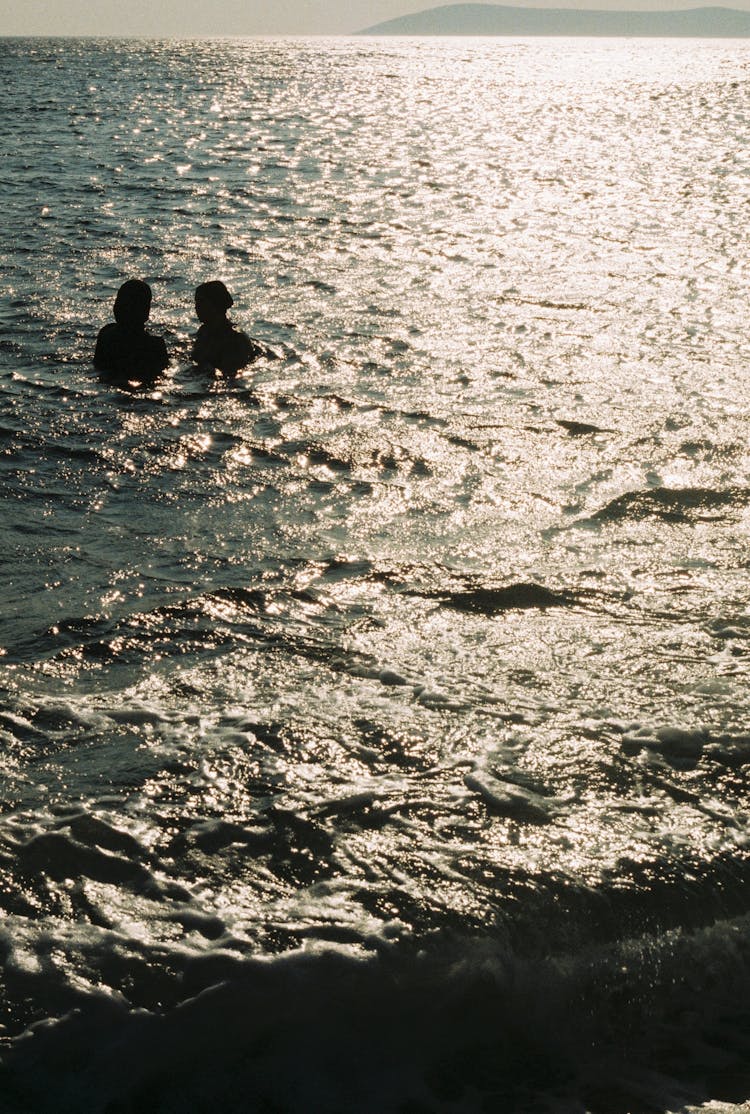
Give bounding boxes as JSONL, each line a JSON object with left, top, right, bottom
{"left": 1, "top": 0, "right": 749, "bottom": 37}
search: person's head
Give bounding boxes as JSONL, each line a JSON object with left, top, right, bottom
{"left": 195, "top": 280, "right": 233, "bottom": 325}
{"left": 113, "top": 279, "right": 152, "bottom": 328}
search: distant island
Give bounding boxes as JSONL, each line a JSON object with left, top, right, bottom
{"left": 358, "top": 3, "right": 750, "bottom": 35}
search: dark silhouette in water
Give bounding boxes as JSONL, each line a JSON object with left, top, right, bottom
{"left": 192, "top": 281, "right": 264, "bottom": 375}
{"left": 94, "top": 279, "right": 169, "bottom": 383}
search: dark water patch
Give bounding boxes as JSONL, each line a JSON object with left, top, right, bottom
{"left": 597, "top": 847, "right": 750, "bottom": 938}
{"left": 706, "top": 732, "right": 750, "bottom": 768}
{"left": 502, "top": 294, "right": 593, "bottom": 310}
{"left": 312, "top": 790, "right": 392, "bottom": 829}
{"left": 219, "top": 439, "right": 289, "bottom": 468}
{"left": 0, "top": 710, "right": 50, "bottom": 746}
{"left": 442, "top": 430, "right": 486, "bottom": 451}
{"left": 6, "top": 437, "right": 106, "bottom": 467}
{"left": 279, "top": 435, "right": 419, "bottom": 480}
{"left": 440, "top": 419, "right": 556, "bottom": 452}
{"left": 292, "top": 440, "right": 355, "bottom": 473}
{"left": 0, "top": 711, "right": 94, "bottom": 773}
{"left": 315, "top": 556, "right": 376, "bottom": 583}
{"left": 589, "top": 485, "right": 750, "bottom": 524}
{"left": 207, "top": 586, "right": 271, "bottom": 612}
{"left": 463, "top": 770, "right": 554, "bottom": 824}
{"left": 431, "top": 582, "right": 576, "bottom": 615}
{"left": 13, "top": 830, "right": 155, "bottom": 889}
{"left": 4, "top": 588, "right": 377, "bottom": 678}
{"left": 63, "top": 812, "right": 149, "bottom": 861}
{"left": 0, "top": 476, "right": 90, "bottom": 508}
{"left": 310, "top": 391, "right": 356, "bottom": 412}
{"left": 0, "top": 389, "right": 88, "bottom": 422}
{"left": 305, "top": 278, "right": 337, "bottom": 294}
{"left": 169, "top": 808, "right": 336, "bottom": 889}
{"left": 3, "top": 915, "right": 750, "bottom": 1114}
{"left": 460, "top": 847, "right": 750, "bottom": 956}
{"left": 353, "top": 719, "right": 438, "bottom": 771}
{"left": 0, "top": 339, "right": 26, "bottom": 360}
{"left": 621, "top": 724, "right": 708, "bottom": 768}
{"left": 353, "top": 564, "right": 633, "bottom": 619}
{"left": 556, "top": 418, "right": 613, "bottom": 436}
{"left": 679, "top": 437, "right": 719, "bottom": 457}
{"left": 339, "top": 398, "right": 451, "bottom": 431}
{"left": 612, "top": 725, "right": 748, "bottom": 816}
{"left": 708, "top": 615, "right": 750, "bottom": 643}
{"left": 170, "top": 817, "right": 277, "bottom": 855}
{"left": 256, "top": 807, "right": 337, "bottom": 885}
{"left": 4, "top": 608, "right": 235, "bottom": 669}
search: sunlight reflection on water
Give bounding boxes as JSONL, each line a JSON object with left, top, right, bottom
{"left": 2, "top": 35, "right": 750, "bottom": 1113}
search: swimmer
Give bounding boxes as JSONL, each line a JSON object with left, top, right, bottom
{"left": 191, "top": 281, "right": 263, "bottom": 375}
{"left": 94, "top": 279, "right": 169, "bottom": 381}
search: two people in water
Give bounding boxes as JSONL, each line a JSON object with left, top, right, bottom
{"left": 94, "top": 278, "right": 263, "bottom": 381}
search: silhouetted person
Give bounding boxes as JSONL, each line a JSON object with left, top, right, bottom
{"left": 192, "top": 281, "right": 263, "bottom": 375}
{"left": 94, "top": 279, "right": 169, "bottom": 382}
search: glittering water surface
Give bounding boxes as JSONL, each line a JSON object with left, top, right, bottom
{"left": 2, "top": 36, "right": 750, "bottom": 1114}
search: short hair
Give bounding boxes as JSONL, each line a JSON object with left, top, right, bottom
{"left": 113, "top": 279, "right": 152, "bottom": 327}
{"left": 195, "top": 280, "right": 233, "bottom": 311}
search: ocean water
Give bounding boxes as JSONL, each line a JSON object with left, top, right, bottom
{"left": 1, "top": 33, "right": 750, "bottom": 1113}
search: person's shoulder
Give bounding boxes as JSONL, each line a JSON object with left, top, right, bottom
{"left": 144, "top": 330, "right": 169, "bottom": 369}
{"left": 145, "top": 330, "right": 168, "bottom": 353}
{"left": 191, "top": 323, "right": 211, "bottom": 362}
{"left": 95, "top": 321, "right": 118, "bottom": 344}
{"left": 229, "top": 327, "right": 265, "bottom": 367}
{"left": 94, "top": 322, "right": 121, "bottom": 368}
{"left": 233, "top": 327, "right": 263, "bottom": 356}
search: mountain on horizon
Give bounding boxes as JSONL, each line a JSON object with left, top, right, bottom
{"left": 358, "top": 3, "right": 750, "bottom": 35}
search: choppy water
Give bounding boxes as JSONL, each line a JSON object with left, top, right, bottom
{"left": 2, "top": 34, "right": 750, "bottom": 1114}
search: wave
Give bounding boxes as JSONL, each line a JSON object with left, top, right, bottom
{"left": 2, "top": 913, "right": 750, "bottom": 1113}
{"left": 589, "top": 486, "right": 750, "bottom": 525}
{"left": 430, "top": 582, "right": 575, "bottom": 614}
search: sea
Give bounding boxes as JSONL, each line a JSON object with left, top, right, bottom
{"left": 1, "top": 33, "right": 750, "bottom": 1114}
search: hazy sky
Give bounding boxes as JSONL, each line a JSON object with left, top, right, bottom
{"left": 2, "top": 0, "right": 750, "bottom": 37}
